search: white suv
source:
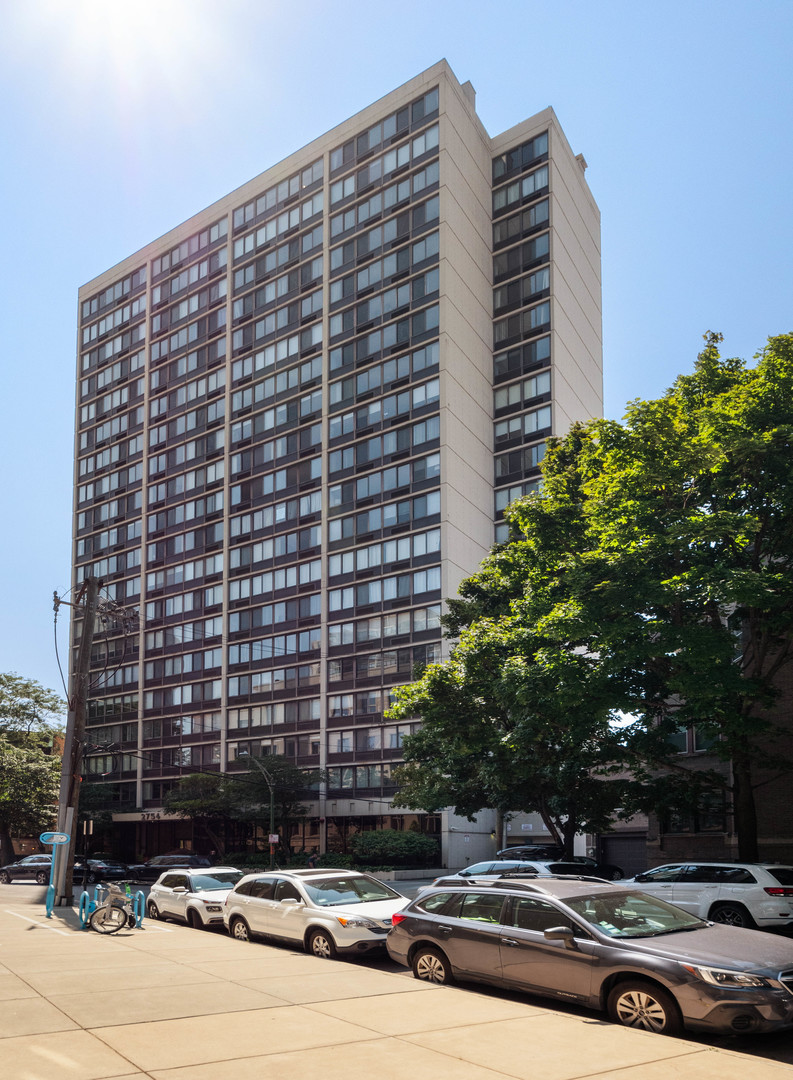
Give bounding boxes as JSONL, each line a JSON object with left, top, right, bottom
{"left": 629, "top": 862, "right": 793, "bottom": 929}
{"left": 147, "top": 867, "right": 243, "bottom": 928}
{"left": 223, "top": 868, "right": 407, "bottom": 958}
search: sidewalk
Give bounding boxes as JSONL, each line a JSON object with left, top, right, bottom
{"left": 0, "top": 889, "right": 791, "bottom": 1080}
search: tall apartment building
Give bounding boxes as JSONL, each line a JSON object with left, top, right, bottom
{"left": 73, "top": 60, "right": 602, "bottom": 862}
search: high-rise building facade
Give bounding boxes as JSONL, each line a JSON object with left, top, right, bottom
{"left": 73, "top": 61, "right": 602, "bottom": 861}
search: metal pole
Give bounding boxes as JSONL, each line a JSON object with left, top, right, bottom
{"left": 54, "top": 576, "right": 100, "bottom": 905}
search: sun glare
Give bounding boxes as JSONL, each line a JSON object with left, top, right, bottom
{"left": 14, "top": 0, "right": 217, "bottom": 105}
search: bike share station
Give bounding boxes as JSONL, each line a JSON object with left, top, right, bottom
{"left": 40, "top": 830, "right": 145, "bottom": 933}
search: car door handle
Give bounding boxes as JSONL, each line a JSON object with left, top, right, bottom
{"left": 501, "top": 937, "right": 519, "bottom": 947}
{"left": 437, "top": 924, "right": 454, "bottom": 935}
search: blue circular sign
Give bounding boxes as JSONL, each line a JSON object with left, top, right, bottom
{"left": 40, "top": 832, "right": 70, "bottom": 845}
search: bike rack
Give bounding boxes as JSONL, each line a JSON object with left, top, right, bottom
{"left": 78, "top": 885, "right": 146, "bottom": 929}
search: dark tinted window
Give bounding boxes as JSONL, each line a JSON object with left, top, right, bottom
{"left": 160, "top": 874, "right": 185, "bottom": 888}
{"left": 636, "top": 865, "right": 682, "bottom": 883}
{"left": 275, "top": 879, "right": 302, "bottom": 901}
{"left": 249, "top": 878, "right": 276, "bottom": 899}
{"left": 765, "top": 867, "right": 793, "bottom": 886}
{"left": 416, "top": 891, "right": 455, "bottom": 914}
{"left": 680, "top": 865, "right": 756, "bottom": 884}
{"left": 509, "top": 897, "right": 575, "bottom": 933}
{"left": 458, "top": 892, "right": 505, "bottom": 924}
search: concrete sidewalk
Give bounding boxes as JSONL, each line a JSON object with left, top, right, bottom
{"left": 0, "top": 890, "right": 791, "bottom": 1080}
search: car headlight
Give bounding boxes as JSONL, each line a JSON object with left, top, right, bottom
{"left": 334, "top": 916, "right": 378, "bottom": 928}
{"left": 683, "top": 964, "right": 768, "bottom": 988}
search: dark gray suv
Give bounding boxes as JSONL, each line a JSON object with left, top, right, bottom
{"left": 386, "top": 876, "right": 793, "bottom": 1036}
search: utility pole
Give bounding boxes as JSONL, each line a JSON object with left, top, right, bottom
{"left": 53, "top": 576, "right": 100, "bottom": 905}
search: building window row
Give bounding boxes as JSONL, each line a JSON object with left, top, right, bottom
{"left": 330, "top": 87, "right": 439, "bottom": 177}
{"left": 493, "top": 198, "right": 550, "bottom": 250}
{"left": 149, "top": 308, "right": 227, "bottom": 364}
{"left": 328, "top": 528, "right": 440, "bottom": 580}
{"left": 82, "top": 294, "right": 147, "bottom": 346}
{"left": 229, "top": 699, "right": 320, "bottom": 729}
{"left": 329, "top": 450, "right": 439, "bottom": 512}
{"left": 80, "top": 350, "right": 146, "bottom": 401}
{"left": 229, "top": 524, "right": 322, "bottom": 571}
{"left": 146, "top": 553, "right": 224, "bottom": 592}
{"left": 331, "top": 159, "right": 439, "bottom": 239}
{"left": 329, "top": 489, "right": 440, "bottom": 544}
{"left": 228, "top": 628, "right": 322, "bottom": 666}
{"left": 493, "top": 300, "right": 551, "bottom": 348}
{"left": 230, "top": 489, "right": 322, "bottom": 539}
{"left": 493, "top": 232, "right": 550, "bottom": 284}
{"left": 229, "top": 593, "right": 321, "bottom": 634}
{"left": 151, "top": 217, "right": 228, "bottom": 280}
{"left": 492, "top": 131, "right": 549, "bottom": 183}
{"left": 81, "top": 321, "right": 146, "bottom": 373}
{"left": 233, "top": 158, "right": 323, "bottom": 232}
{"left": 151, "top": 278, "right": 227, "bottom": 336}
{"left": 329, "top": 566, "right": 441, "bottom": 613}
{"left": 329, "top": 604, "right": 442, "bottom": 648}
{"left": 149, "top": 341, "right": 227, "bottom": 392}
{"left": 494, "top": 404, "right": 552, "bottom": 448}
{"left": 81, "top": 266, "right": 146, "bottom": 322}
{"left": 144, "top": 648, "right": 222, "bottom": 681}
{"left": 152, "top": 247, "right": 228, "bottom": 307}
{"left": 148, "top": 460, "right": 225, "bottom": 506}
{"left": 228, "top": 664, "right": 320, "bottom": 698}
{"left": 228, "top": 559, "right": 321, "bottom": 601}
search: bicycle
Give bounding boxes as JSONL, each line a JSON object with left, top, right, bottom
{"left": 87, "top": 881, "right": 141, "bottom": 934}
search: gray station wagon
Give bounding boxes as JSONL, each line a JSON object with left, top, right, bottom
{"left": 386, "top": 876, "right": 793, "bottom": 1036}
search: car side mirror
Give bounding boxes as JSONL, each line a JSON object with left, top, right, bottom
{"left": 280, "top": 897, "right": 302, "bottom": 905}
{"left": 173, "top": 886, "right": 188, "bottom": 894}
{"left": 544, "top": 926, "right": 577, "bottom": 949}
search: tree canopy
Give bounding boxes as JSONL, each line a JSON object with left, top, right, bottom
{"left": 0, "top": 674, "right": 65, "bottom": 865}
{"left": 390, "top": 333, "right": 793, "bottom": 859}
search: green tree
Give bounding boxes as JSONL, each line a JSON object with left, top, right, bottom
{"left": 0, "top": 674, "right": 66, "bottom": 864}
{"left": 391, "top": 333, "right": 793, "bottom": 860}
{"left": 0, "top": 740, "right": 61, "bottom": 864}
{"left": 163, "top": 773, "right": 245, "bottom": 858}
{"left": 556, "top": 332, "right": 793, "bottom": 859}
{"left": 0, "top": 673, "right": 65, "bottom": 749}
{"left": 238, "top": 756, "right": 325, "bottom": 856}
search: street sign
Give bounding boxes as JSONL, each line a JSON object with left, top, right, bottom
{"left": 40, "top": 832, "right": 70, "bottom": 845}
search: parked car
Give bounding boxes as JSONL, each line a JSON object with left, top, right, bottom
{"left": 496, "top": 848, "right": 624, "bottom": 880}
{"left": 387, "top": 875, "right": 793, "bottom": 1035}
{"left": 0, "top": 855, "right": 55, "bottom": 884}
{"left": 126, "top": 854, "right": 212, "bottom": 882}
{"left": 627, "top": 862, "right": 793, "bottom": 930}
{"left": 0, "top": 854, "right": 128, "bottom": 885}
{"left": 147, "top": 867, "right": 243, "bottom": 928}
{"left": 545, "top": 857, "right": 624, "bottom": 881}
{"left": 74, "top": 858, "right": 130, "bottom": 883}
{"left": 223, "top": 868, "right": 408, "bottom": 958}
{"left": 429, "top": 860, "right": 558, "bottom": 886}
{"left": 497, "top": 846, "right": 563, "bottom": 860}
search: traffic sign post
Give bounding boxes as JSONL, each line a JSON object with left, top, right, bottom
{"left": 39, "top": 832, "right": 70, "bottom": 918}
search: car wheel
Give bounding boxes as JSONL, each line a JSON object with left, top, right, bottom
{"left": 230, "top": 917, "right": 251, "bottom": 942}
{"left": 35, "top": 871, "right": 48, "bottom": 885}
{"left": 412, "top": 946, "right": 454, "bottom": 985}
{"left": 610, "top": 869, "right": 624, "bottom": 881}
{"left": 709, "top": 902, "right": 756, "bottom": 929}
{"left": 187, "top": 908, "right": 204, "bottom": 930}
{"left": 87, "top": 872, "right": 97, "bottom": 884}
{"left": 607, "top": 980, "right": 682, "bottom": 1035}
{"left": 308, "top": 929, "right": 337, "bottom": 959}
{"left": 146, "top": 900, "right": 161, "bottom": 920}
{"left": 0, "top": 870, "right": 11, "bottom": 884}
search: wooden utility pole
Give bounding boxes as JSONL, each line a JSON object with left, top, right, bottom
{"left": 53, "top": 576, "right": 100, "bottom": 905}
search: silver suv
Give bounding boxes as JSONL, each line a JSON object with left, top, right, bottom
{"left": 386, "top": 876, "right": 793, "bottom": 1035}
{"left": 223, "top": 868, "right": 407, "bottom": 958}
{"left": 628, "top": 862, "right": 793, "bottom": 929}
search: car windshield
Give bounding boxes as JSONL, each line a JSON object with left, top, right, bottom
{"left": 302, "top": 875, "right": 401, "bottom": 906}
{"left": 566, "top": 891, "right": 708, "bottom": 938}
{"left": 190, "top": 872, "right": 243, "bottom": 891}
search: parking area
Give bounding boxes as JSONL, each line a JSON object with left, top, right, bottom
{"left": 1, "top": 882, "right": 793, "bottom": 1079}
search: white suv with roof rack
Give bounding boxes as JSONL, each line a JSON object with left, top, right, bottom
{"left": 627, "top": 861, "right": 793, "bottom": 929}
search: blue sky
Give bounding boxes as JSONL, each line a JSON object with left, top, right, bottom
{"left": 0, "top": 0, "right": 790, "bottom": 697}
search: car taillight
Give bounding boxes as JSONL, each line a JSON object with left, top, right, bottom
{"left": 391, "top": 911, "right": 407, "bottom": 925}
{"left": 764, "top": 887, "right": 793, "bottom": 896}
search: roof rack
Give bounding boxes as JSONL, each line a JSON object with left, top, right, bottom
{"left": 429, "top": 874, "right": 613, "bottom": 892}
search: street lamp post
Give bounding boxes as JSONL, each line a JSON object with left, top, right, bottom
{"left": 240, "top": 753, "right": 276, "bottom": 870}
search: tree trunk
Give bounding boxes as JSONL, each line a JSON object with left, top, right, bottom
{"left": 0, "top": 825, "right": 15, "bottom": 866}
{"left": 732, "top": 753, "right": 759, "bottom": 861}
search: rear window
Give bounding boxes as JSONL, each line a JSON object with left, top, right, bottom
{"left": 416, "top": 891, "right": 456, "bottom": 913}
{"left": 766, "top": 867, "right": 793, "bottom": 886}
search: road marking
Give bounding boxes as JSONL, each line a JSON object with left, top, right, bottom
{"left": 4, "top": 911, "right": 72, "bottom": 935}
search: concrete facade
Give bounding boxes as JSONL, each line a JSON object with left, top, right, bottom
{"left": 73, "top": 60, "right": 602, "bottom": 862}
